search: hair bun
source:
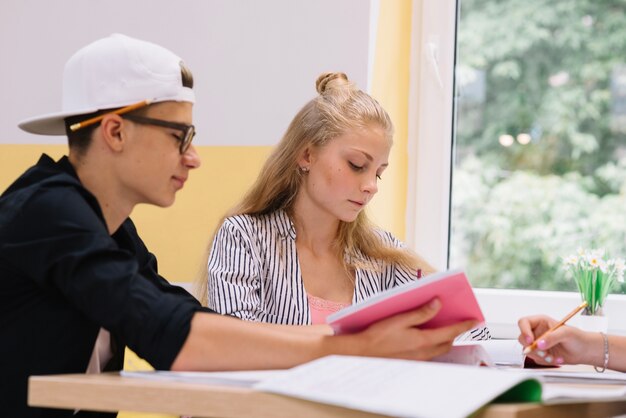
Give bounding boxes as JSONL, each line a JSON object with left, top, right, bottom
{"left": 315, "top": 72, "right": 351, "bottom": 94}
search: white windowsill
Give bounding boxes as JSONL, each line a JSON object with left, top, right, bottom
{"left": 475, "top": 288, "right": 626, "bottom": 338}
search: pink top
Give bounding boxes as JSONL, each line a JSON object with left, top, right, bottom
{"left": 307, "top": 293, "right": 350, "bottom": 325}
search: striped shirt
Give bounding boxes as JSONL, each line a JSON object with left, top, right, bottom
{"left": 207, "top": 210, "right": 490, "bottom": 341}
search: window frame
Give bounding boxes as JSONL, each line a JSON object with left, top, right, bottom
{"left": 408, "top": 0, "right": 626, "bottom": 337}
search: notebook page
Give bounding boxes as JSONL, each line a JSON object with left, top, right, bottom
{"left": 255, "top": 355, "right": 538, "bottom": 418}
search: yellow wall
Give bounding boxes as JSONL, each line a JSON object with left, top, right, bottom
{"left": 368, "top": 0, "right": 413, "bottom": 240}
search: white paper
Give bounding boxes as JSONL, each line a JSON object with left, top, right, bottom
{"left": 121, "top": 369, "right": 285, "bottom": 387}
{"left": 497, "top": 367, "right": 626, "bottom": 402}
{"left": 542, "top": 384, "right": 626, "bottom": 403}
{"left": 430, "top": 344, "right": 493, "bottom": 366}
{"left": 432, "top": 339, "right": 525, "bottom": 368}
{"left": 536, "top": 369, "right": 626, "bottom": 385}
{"left": 254, "top": 355, "right": 538, "bottom": 418}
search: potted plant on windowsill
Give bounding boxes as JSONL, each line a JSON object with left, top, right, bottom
{"left": 564, "top": 248, "right": 624, "bottom": 332}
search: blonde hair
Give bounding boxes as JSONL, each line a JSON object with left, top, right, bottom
{"left": 195, "top": 72, "right": 433, "bottom": 304}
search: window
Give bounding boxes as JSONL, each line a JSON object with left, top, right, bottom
{"left": 410, "top": 0, "right": 626, "bottom": 336}
{"left": 451, "top": 0, "right": 626, "bottom": 292}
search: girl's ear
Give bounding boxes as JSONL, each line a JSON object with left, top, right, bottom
{"left": 297, "top": 146, "right": 313, "bottom": 170}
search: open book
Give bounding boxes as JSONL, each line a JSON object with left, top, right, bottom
{"left": 255, "top": 355, "right": 539, "bottom": 418}
{"left": 255, "top": 355, "right": 626, "bottom": 418}
{"left": 327, "top": 269, "right": 484, "bottom": 334}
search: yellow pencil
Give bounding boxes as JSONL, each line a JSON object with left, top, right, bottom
{"left": 69, "top": 99, "right": 152, "bottom": 132}
{"left": 523, "top": 301, "right": 588, "bottom": 355}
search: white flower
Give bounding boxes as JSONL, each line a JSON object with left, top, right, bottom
{"left": 564, "top": 255, "right": 578, "bottom": 266}
{"left": 586, "top": 253, "right": 601, "bottom": 268}
{"left": 599, "top": 261, "right": 608, "bottom": 274}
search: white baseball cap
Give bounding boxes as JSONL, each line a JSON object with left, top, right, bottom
{"left": 19, "top": 33, "right": 195, "bottom": 135}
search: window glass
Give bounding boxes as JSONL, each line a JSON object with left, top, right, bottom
{"left": 450, "top": 0, "right": 626, "bottom": 291}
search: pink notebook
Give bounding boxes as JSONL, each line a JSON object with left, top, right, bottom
{"left": 327, "top": 270, "right": 484, "bottom": 334}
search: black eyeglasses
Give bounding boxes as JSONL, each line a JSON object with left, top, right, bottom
{"left": 69, "top": 99, "right": 196, "bottom": 154}
{"left": 123, "top": 114, "right": 196, "bottom": 154}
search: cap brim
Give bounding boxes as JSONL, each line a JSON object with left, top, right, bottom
{"left": 18, "top": 108, "right": 99, "bottom": 136}
{"left": 18, "top": 92, "right": 195, "bottom": 136}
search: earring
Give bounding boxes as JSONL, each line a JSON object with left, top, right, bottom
{"left": 300, "top": 166, "right": 309, "bottom": 173}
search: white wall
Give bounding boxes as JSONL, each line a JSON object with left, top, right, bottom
{"left": 0, "top": 0, "right": 372, "bottom": 146}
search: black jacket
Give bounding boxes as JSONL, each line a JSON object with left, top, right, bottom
{"left": 0, "top": 154, "right": 209, "bottom": 417}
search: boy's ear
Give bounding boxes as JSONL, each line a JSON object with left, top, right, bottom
{"left": 99, "top": 114, "right": 125, "bottom": 152}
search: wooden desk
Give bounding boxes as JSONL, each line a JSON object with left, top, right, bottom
{"left": 28, "top": 372, "right": 626, "bottom": 418}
